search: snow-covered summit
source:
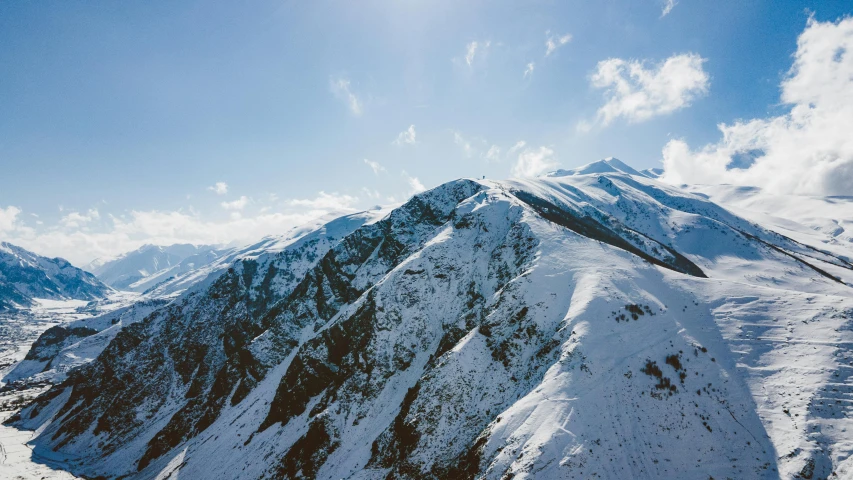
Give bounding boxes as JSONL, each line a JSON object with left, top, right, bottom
{"left": 546, "top": 157, "right": 651, "bottom": 178}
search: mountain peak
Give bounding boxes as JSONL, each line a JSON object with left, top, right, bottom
{"left": 546, "top": 157, "right": 649, "bottom": 178}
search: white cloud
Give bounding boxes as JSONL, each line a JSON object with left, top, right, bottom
{"left": 287, "top": 191, "right": 358, "bottom": 211}
{"left": 403, "top": 171, "right": 426, "bottom": 194}
{"left": 362, "top": 187, "right": 381, "bottom": 200}
{"left": 221, "top": 196, "right": 250, "bottom": 211}
{"left": 523, "top": 62, "right": 535, "bottom": 78}
{"left": 507, "top": 140, "right": 527, "bottom": 155}
{"left": 60, "top": 209, "right": 100, "bottom": 228}
{"left": 545, "top": 31, "right": 572, "bottom": 56}
{"left": 661, "top": 0, "right": 677, "bottom": 17}
{"left": 454, "top": 131, "right": 475, "bottom": 158}
{"left": 511, "top": 146, "right": 558, "bottom": 177}
{"left": 461, "top": 40, "right": 491, "bottom": 68}
{"left": 393, "top": 125, "right": 417, "bottom": 145}
{"left": 208, "top": 182, "right": 228, "bottom": 195}
{"left": 330, "top": 77, "right": 363, "bottom": 116}
{"left": 0, "top": 206, "right": 22, "bottom": 233}
{"left": 660, "top": 16, "right": 853, "bottom": 196}
{"left": 485, "top": 145, "right": 501, "bottom": 162}
{"left": 1, "top": 190, "right": 367, "bottom": 265}
{"left": 587, "top": 53, "right": 709, "bottom": 127}
{"left": 364, "top": 159, "right": 386, "bottom": 175}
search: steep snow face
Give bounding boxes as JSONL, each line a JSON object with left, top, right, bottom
{"left": 10, "top": 175, "right": 853, "bottom": 479}
{"left": 87, "top": 244, "right": 224, "bottom": 292}
{"left": 0, "top": 243, "right": 111, "bottom": 311}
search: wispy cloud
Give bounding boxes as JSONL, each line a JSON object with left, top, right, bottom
{"left": 207, "top": 182, "right": 228, "bottom": 195}
{"left": 660, "top": 16, "right": 853, "bottom": 196}
{"left": 485, "top": 145, "right": 501, "bottom": 162}
{"left": 454, "top": 131, "right": 475, "bottom": 158}
{"left": 221, "top": 196, "right": 250, "bottom": 211}
{"left": 507, "top": 141, "right": 527, "bottom": 155}
{"left": 523, "top": 62, "right": 535, "bottom": 78}
{"left": 330, "top": 76, "right": 363, "bottom": 116}
{"left": 459, "top": 40, "right": 491, "bottom": 68}
{"left": 545, "top": 31, "right": 572, "bottom": 56}
{"left": 583, "top": 53, "right": 708, "bottom": 129}
{"left": 363, "top": 159, "right": 386, "bottom": 175}
{"left": 288, "top": 191, "right": 358, "bottom": 211}
{"left": 393, "top": 125, "right": 417, "bottom": 145}
{"left": 661, "top": 0, "right": 677, "bottom": 17}
{"left": 403, "top": 172, "right": 426, "bottom": 194}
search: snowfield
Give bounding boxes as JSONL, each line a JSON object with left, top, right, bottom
{"left": 4, "top": 165, "right": 853, "bottom": 479}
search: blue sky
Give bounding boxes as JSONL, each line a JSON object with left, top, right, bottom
{"left": 1, "top": 1, "right": 852, "bottom": 264}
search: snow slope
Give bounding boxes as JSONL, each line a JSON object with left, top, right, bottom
{"left": 9, "top": 173, "right": 853, "bottom": 480}
{"left": 683, "top": 183, "right": 853, "bottom": 258}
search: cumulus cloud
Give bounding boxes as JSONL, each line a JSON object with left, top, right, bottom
{"left": 221, "top": 196, "right": 250, "bottom": 211}
{"left": 661, "top": 0, "right": 677, "bottom": 17}
{"left": 208, "top": 182, "right": 228, "bottom": 195}
{"left": 364, "top": 159, "right": 386, "bottom": 175}
{"left": 0, "top": 206, "right": 22, "bottom": 233}
{"left": 393, "top": 125, "right": 417, "bottom": 145}
{"left": 545, "top": 31, "right": 572, "bottom": 56}
{"left": 660, "top": 16, "right": 853, "bottom": 196}
{"left": 60, "top": 209, "right": 100, "bottom": 228}
{"left": 330, "top": 76, "right": 363, "bottom": 116}
{"left": 586, "top": 53, "right": 709, "bottom": 127}
{"left": 511, "top": 146, "right": 558, "bottom": 178}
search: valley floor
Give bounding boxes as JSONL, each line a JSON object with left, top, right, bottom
{"left": 0, "top": 389, "right": 81, "bottom": 480}
{"left": 0, "top": 296, "right": 137, "bottom": 479}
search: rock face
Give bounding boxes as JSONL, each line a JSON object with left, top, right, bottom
{"left": 0, "top": 242, "right": 111, "bottom": 311}
{"left": 10, "top": 175, "right": 853, "bottom": 479}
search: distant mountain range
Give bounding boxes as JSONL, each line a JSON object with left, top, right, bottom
{"left": 0, "top": 242, "right": 111, "bottom": 311}
{"left": 86, "top": 244, "right": 225, "bottom": 292}
{"left": 7, "top": 161, "right": 853, "bottom": 479}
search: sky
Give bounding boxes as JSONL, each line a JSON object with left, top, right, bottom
{"left": 1, "top": 0, "right": 852, "bottom": 265}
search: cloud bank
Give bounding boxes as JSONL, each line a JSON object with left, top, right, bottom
{"left": 661, "top": 16, "right": 853, "bottom": 196}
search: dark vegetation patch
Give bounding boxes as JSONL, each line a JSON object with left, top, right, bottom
{"left": 614, "top": 304, "right": 655, "bottom": 322}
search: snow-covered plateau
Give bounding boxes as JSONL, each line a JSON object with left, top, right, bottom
{"left": 3, "top": 162, "right": 853, "bottom": 479}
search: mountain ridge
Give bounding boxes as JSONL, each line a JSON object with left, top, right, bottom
{"left": 7, "top": 167, "right": 853, "bottom": 479}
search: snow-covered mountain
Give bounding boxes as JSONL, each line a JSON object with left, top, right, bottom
{"left": 87, "top": 244, "right": 224, "bottom": 292}
{"left": 8, "top": 169, "right": 853, "bottom": 479}
{"left": 0, "top": 242, "right": 111, "bottom": 311}
{"left": 4, "top": 210, "right": 389, "bottom": 386}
